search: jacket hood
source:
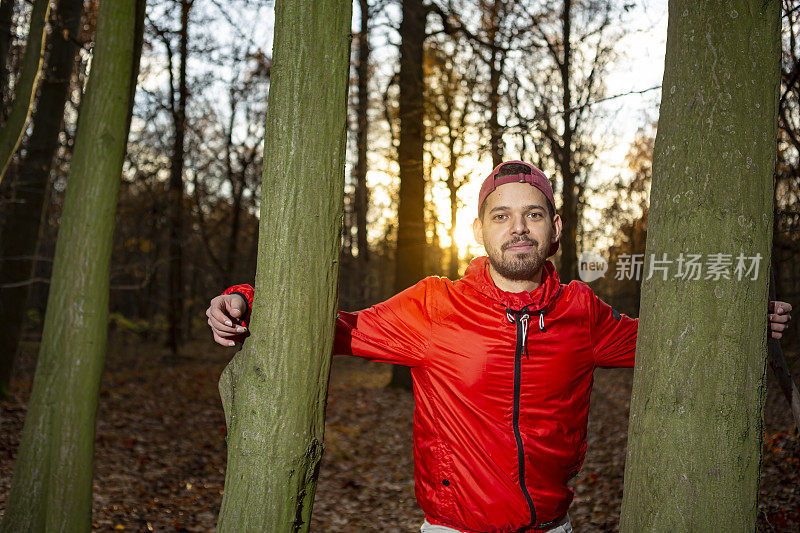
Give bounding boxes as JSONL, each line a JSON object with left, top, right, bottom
{"left": 460, "top": 256, "right": 564, "bottom": 313}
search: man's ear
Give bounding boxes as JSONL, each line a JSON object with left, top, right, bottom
{"left": 552, "top": 214, "right": 562, "bottom": 245}
{"left": 472, "top": 217, "right": 484, "bottom": 246}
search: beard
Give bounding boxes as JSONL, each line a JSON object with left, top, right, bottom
{"left": 486, "top": 236, "right": 547, "bottom": 281}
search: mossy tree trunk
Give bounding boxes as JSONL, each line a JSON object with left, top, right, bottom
{"left": 0, "top": 1, "right": 139, "bottom": 530}
{"left": 215, "top": 0, "right": 352, "bottom": 531}
{"left": 619, "top": 1, "right": 780, "bottom": 531}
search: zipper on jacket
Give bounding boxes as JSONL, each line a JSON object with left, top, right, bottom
{"left": 507, "top": 306, "right": 536, "bottom": 528}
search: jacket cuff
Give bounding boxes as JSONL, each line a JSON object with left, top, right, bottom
{"left": 229, "top": 291, "right": 251, "bottom": 326}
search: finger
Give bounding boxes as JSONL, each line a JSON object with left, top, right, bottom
{"left": 769, "top": 313, "right": 790, "bottom": 324}
{"left": 769, "top": 322, "right": 787, "bottom": 332}
{"left": 771, "top": 301, "right": 793, "bottom": 314}
{"left": 226, "top": 295, "right": 247, "bottom": 318}
{"left": 209, "top": 305, "right": 237, "bottom": 328}
{"left": 213, "top": 331, "right": 237, "bottom": 347}
{"left": 209, "top": 316, "right": 245, "bottom": 335}
{"left": 771, "top": 330, "right": 783, "bottom": 340}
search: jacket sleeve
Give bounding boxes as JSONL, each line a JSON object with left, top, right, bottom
{"left": 586, "top": 288, "right": 638, "bottom": 368}
{"left": 221, "top": 280, "right": 431, "bottom": 367}
{"left": 222, "top": 284, "right": 254, "bottom": 328}
{"left": 334, "top": 279, "right": 432, "bottom": 367}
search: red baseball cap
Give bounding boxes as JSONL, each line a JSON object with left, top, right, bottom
{"left": 477, "top": 160, "right": 559, "bottom": 257}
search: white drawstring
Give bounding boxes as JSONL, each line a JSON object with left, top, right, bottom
{"left": 507, "top": 308, "right": 546, "bottom": 358}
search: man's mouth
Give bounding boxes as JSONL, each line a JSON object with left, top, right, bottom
{"left": 503, "top": 239, "right": 536, "bottom": 252}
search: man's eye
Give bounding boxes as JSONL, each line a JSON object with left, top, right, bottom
{"left": 528, "top": 212, "right": 542, "bottom": 219}
{"left": 493, "top": 214, "right": 507, "bottom": 221}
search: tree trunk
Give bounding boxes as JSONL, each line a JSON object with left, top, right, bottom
{"left": 0, "top": 0, "right": 51, "bottom": 184}
{"left": 354, "top": 0, "right": 370, "bottom": 264}
{"left": 215, "top": 0, "right": 352, "bottom": 530}
{"left": 389, "top": 0, "right": 427, "bottom": 390}
{"left": 447, "top": 169, "right": 459, "bottom": 280}
{"left": 446, "top": 128, "right": 460, "bottom": 280}
{"left": 619, "top": 2, "right": 780, "bottom": 530}
{"left": 0, "top": 1, "right": 138, "bottom": 529}
{"left": 223, "top": 101, "right": 242, "bottom": 288}
{"left": 557, "top": 0, "right": 577, "bottom": 283}
{"left": 487, "top": 1, "right": 502, "bottom": 167}
{"left": 167, "top": 0, "right": 190, "bottom": 354}
{"left": 0, "top": 0, "right": 84, "bottom": 400}
{"left": 126, "top": 0, "right": 146, "bottom": 136}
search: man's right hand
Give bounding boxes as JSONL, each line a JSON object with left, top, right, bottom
{"left": 206, "top": 293, "right": 249, "bottom": 346}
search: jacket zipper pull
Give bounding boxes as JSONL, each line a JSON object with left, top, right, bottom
{"left": 520, "top": 313, "right": 530, "bottom": 359}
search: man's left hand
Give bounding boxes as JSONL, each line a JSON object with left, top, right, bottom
{"left": 769, "top": 301, "right": 793, "bottom": 340}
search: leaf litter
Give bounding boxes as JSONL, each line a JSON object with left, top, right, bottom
{"left": 0, "top": 337, "right": 797, "bottom": 531}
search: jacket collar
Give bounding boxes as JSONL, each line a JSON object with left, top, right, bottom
{"left": 460, "top": 256, "right": 563, "bottom": 313}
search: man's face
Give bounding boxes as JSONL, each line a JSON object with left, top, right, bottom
{"left": 472, "top": 182, "right": 561, "bottom": 282}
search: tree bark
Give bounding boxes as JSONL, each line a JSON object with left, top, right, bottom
{"left": 215, "top": 0, "right": 352, "bottom": 530}
{"left": 167, "top": 0, "right": 190, "bottom": 354}
{"left": 0, "top": 1, "right": 138, "bottom": 529}
{"left": 354, "top": 0, "right": 370, "bottom": 264}
{"left": 0, "top": 0, "right": 51, "bottom": 184}
{"left": 389, "top": 0, "right": 427, "bottom": 390}
{"left": 0, "top": 0, "right": 84, "bottom": 400}
{"left": 619, "top": 1, "right": 780, "bottom": 530}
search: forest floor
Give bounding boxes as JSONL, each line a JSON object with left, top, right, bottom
{"left": 1, "top": 334, "right": 798, "bottom": 532}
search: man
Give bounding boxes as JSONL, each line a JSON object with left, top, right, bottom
{"left": 206, "top": 161, "right": 793, "bottom": 533}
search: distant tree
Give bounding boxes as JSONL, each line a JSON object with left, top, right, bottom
{"left": 353, "top": 0, "right": 372, "bottom": 264}
{"left": 0, "top": 0, "right": 140, "bottom": 529}
{"left": 189, "top": 46, "right": 267, "bottom": 288}
{"left": 620, "top": 1, "right": 780, "bottom": 529}
{"left": 600, "top": 124, "right": 654, "bottom": 315}
{"left": 389, "top": 0, "right": 428, "bottom": 389}
{"left": 117, "top": 0, "right": 270, "bottom": 340}
{"left": 0, "top": 0, "right": 50, "bottom": 183}
{"left": 425, "top": 39, "right": 478, "bottom": 279}
{"left": 775, "top": 0, "right": 800, "bottom": 343}
{"left": 512, "top": 0, "right": 626, "bottom": 282}
{"left": 0, "top": 0, "right": 84, "bottom": 399}
{"left": 436, "top": 0, "right": 520, "bottom": 167}
{"left": 215, "top": 0, "right": 352, "bottom": 529}
{"left": 166, "top": 0, "right": 192, "bottom": 354}
{"left": 0, "top": 0, "right": 17, "bottom": 111}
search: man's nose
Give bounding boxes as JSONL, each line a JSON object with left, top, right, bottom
{"left": 510, "top": 214, "right": 529, "bottom": 235}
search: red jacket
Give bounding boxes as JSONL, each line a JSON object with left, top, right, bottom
{"left": 222, "top": 256, "right": 637, "bottom": 532}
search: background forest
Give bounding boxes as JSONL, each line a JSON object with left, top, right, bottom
{"left": 0, "top": 0, "right": 798, "bottom": 531}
